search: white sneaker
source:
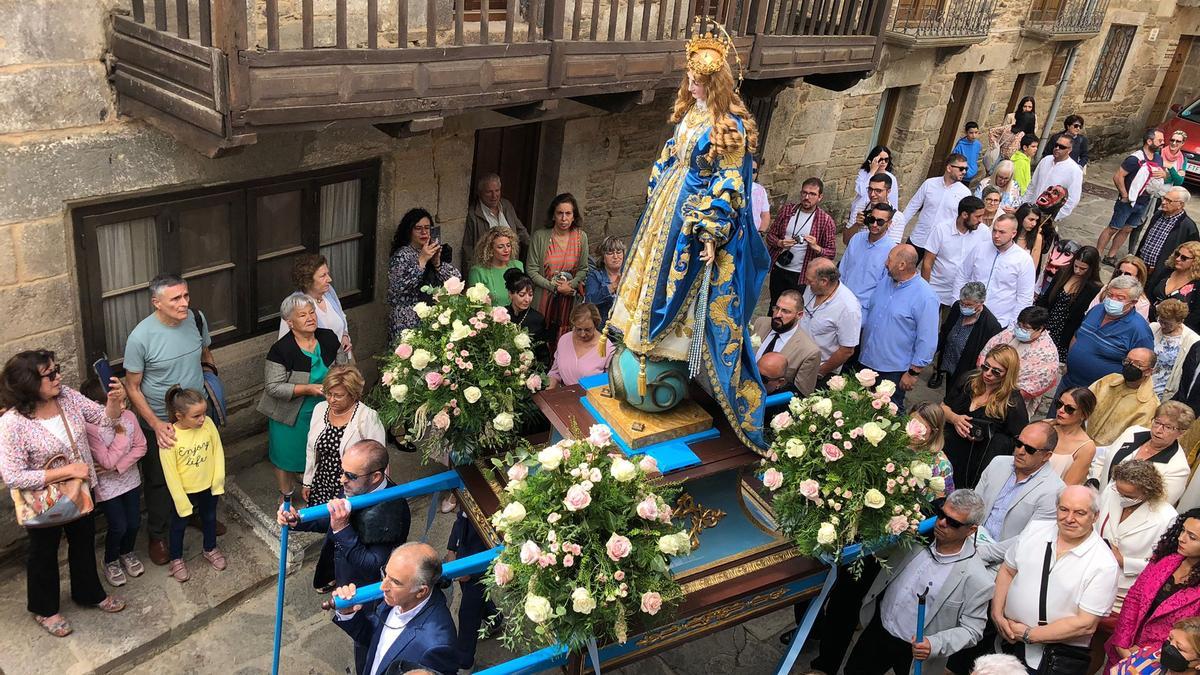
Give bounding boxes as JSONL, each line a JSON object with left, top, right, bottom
{"left": 104, "top": 561, "right": 127, "bottom": 587}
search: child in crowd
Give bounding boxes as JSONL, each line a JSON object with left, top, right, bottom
{"left": 952, "top": 121, "right": 984, "bottom": 185}
{"left": 161, "top": 386, "right": 227, "bottom": 582}
{"left": 1011, "top": 134, "right": 1039, "bottom": 194}
{"left": 82, "top": 378, "right": 148, "bottom": 587}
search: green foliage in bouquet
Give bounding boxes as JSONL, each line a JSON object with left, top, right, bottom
{"left": 370, "top": 277, "right": 545, "bottom": 465}
{"left": 760, "top": 369, "right": 942, "bottom": 566}
{"left": 484, "top": 425, "right": 691, "bottom": 653}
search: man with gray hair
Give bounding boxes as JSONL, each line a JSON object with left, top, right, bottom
{"left": 991, "top": 485, "right": 1118, "bottom": 672}
{"left": 332, "top": 542, "right": 457, "bottom": 675}
{"left": 463, "top": 173, "right": 530, "bottom": 275}
{"left": 124, "top": 273, "right": 216, "bottom": 566}
{"left": 840, "top": 489, "right": 992, "bottom": 674}
{"left": 928, "top": 281, "right": 1001, "bottom": 390}
{"left": 1060, "top": 273, "right": 1154, "bottom": 393}
{"left": 799, "top": 257, "right": 861, "bottom": 377}
{"left": 1136, "top": 185, "right": 1197, "bottom": 277}
{"left": 970, "top": 653, "right": 1026, "bottom": 675}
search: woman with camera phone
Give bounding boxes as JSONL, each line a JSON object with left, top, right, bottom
{"left": 941, "top": 344, "right": 1029, "bottom": 489}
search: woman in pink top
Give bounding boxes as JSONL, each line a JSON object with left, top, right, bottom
{"left": 82, "top": 379, "right": 148, "bottom": 588}
{"left": 548, "top": 303, "right": 615, "bottom": 388}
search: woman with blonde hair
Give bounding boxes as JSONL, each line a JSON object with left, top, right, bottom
{"left": 1148, "top": 240, "right": 1200, "bottom": 332}
{"left": 467, "top": 225, "right": 523, "bottom": 306}
{"left": 941, "top": 344, "right": 1029, "bottom": 489}
{"left": 908, "top": 401, "right": 954, "bottom": 496}
{"left": 605, "top": 23, "right": 770, "bottom": 450}
{"left": 975, "top": 159, "right": 1021, "bottom": 212}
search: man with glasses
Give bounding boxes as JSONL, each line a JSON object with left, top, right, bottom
{"left": 975, "top": 422, "right": 1065, "bottom": 566}
{"left": 1136, "top": 186, "right": 1197, "bottom": 277}
{"left": 332, "top": 542, "right": 457, "bottom": 675}
{"left": 753, "top": 289, "right": 821, "bottom": 396}
{"left": 991, "top": 486, "right": 1118, "bottom": 673}
{"left": 843, "top": 173, "right": 902, "bottom": 245}
{"left": 901, "top": 154, "right": 973, "bottom": 261}
{"left": 280, "top": 440, "right": 411, "bottom": 672}
{"left": 842, "top": 490, "right": 992, "bottom": 675}
{"left": 1086, "top": 347, "right": 1160, "bottom": 446}
{"left": 1098, "top": 129, "right": 1168, "bottom": 266}
{"left": 1023, "top": 135, "right": 1083, "bottom": 221}
{"left": 764, "top": 176, "right": 837, "bottom": 304}
{"left": 840, "top": 203, "right": 898, "bottom": 313}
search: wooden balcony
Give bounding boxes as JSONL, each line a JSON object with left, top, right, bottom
{"left": 1021, "top": 0, "right": 1108, "bottom": 41}
{"left": 107, "top": 0, "right": 890, "bottom": 155}
{"left": 883, "top": 0, "right": 994, "bottom": 49}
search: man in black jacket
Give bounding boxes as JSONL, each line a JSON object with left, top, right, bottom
{"left": 279, "top": 440, "right": 410, "bottom": 673}
{"left": 1136, "top": 186, "right": 1197, "bottom": 277}
{"left": 445, "top": 510, "right": 499, "bottom": 671}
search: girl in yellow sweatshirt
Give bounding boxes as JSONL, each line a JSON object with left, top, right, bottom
{"left": 162, "top": 386, "right": 227, "bottom": 583}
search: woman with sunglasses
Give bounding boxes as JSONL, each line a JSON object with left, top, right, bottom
{"left": 1162, "top": 131, "right": 1189, "bottom": 188}
{"left": 1050, "top": 386, "right": 1097, "bottom": 484}
{"left": 941, "top": 344, "right": 1028, "bottom": 489}
{"left": 1147, "top": 242, "right": 1200, "bottom": 332}
{"left": 851, "top": 146, "right": 900, "bottom": 225}
{"left": 1090, "top": 255, "right": 1153, "bottom": 320}
{"left": 0, "top": 351, "right": 129, "bottom": 637}
{"left": 1089, "top": 401, "right": 1194, "bottom": 506}
{"left": 1039, "top": 244, "right": 1103, "bottom": 360}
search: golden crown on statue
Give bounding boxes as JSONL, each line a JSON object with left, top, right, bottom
{"left": 685, "top": 18, "right": 733, "bottom": 75}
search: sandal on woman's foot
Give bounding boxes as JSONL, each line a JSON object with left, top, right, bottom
{"left": 168, "top": 559, "right": 190, "bottom": 582}
{"left": 202, "top": 548, "right": 227, "bottom": 571}
{"left": 97, "top": 596, "right": 126, "bottom": 613}
{"left": 33, "top": 614, "right": 72, "bottom": 637}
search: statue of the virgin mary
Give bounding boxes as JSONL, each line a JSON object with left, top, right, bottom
{"left": 605, "top": 22, "right": 770, "bottom": 452}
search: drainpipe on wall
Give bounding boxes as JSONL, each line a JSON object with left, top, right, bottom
{"left": 1037, "top": 43, "right": 1081, "bottom": 159}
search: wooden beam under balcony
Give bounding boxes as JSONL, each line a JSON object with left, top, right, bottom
{"left": 570, "top": 90, "right": 655, "bottom": 114}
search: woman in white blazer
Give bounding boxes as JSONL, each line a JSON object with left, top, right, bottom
{"left": 1088, "top": 402, "right": 1195, "bottom": 506}
{"left": 1097, "top": 460, "right": 1178, "bottom": 613}
{"left": 301, "top": 364, "right": 386, "bottom": 506}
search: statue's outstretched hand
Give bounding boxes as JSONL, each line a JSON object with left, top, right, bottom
{"left": 699, "top": 240, "right": 716, "bottom": 263}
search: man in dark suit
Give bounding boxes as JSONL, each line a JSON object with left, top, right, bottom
{"left": 332, "top": 543, "right": 458, "bottom": 675}
{"left": 760, "top": 351, "right": 802, "bottom": 420}
{"left": 1136, "top": 186, "right": 1197, "bottom": 277}
{"left": 444, "top": 510, "right": 499, "bottom": 670}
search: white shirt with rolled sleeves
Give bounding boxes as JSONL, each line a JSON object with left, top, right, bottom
{"left": 924, "top": 221, "right": 992, "bottom": 306}
{"left": 954, "top": 242, "right": 1035, "bottom": 329}
{"left": 1023, "top": 155, "right": 1084, "bottom": 219}
{"left": 1000, "top": 520, "right": 1119, "bottom": 669}
{"left": 799, "top": 283, "right": 861, "bottom": 371}
{"left": 902, "top": 176, "right": 972, "bottom": 248}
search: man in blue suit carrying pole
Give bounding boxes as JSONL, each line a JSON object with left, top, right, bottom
{"left": 331, "top": 543, "right": 458, "bottom": 675}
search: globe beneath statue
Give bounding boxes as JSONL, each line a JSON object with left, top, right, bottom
{"left": 607, "top": 345, "right": 691, "bottom": 413}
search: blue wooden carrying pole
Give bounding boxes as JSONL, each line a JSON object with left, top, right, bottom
{"left": 270, "top": 493, "right": 291, "bottom": 675}
{"left": 914, "top": 588, "right": 929, "bottom": 675}
{"left": 334, "top": 546, "right": 503, "bottom": 609}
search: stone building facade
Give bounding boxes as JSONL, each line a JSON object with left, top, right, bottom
{"left": 0, "top": 0, "right": 1194, "bottom": 551}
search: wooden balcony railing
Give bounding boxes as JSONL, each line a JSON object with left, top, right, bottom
{"left": 1023, "top": 0, "right": 1108, "bottom": 39}
{"left": 884, "top": 0, "right": 995, "bottom": 47}
{"left": 109, "top": 0, "right": 889, "bottom": 154}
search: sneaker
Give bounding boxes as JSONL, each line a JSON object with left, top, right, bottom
{"left": 104, "top": 561, "right": 127, "bottom": 587}
{"left": 168, "top": 558, "right": 190, "bottom": 582}
{"left": 120, "top": 553, "right": 145, "bottom": 578}
{"left": 202, "top": 548, "right": 228, "bottom": 571}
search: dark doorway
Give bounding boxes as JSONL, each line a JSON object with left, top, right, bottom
{"left": 1149, "top": 36, "right": 1197, "bottom": 125}
{"left": 927, "top": 72, "right": 975, "bottom": 178}
{"left": 470, "top": 123, "right": 542, "bottom": 230}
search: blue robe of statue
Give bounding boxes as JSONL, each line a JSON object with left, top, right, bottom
{"left": 608, "top": 102, "right": 770, "bottom": 451}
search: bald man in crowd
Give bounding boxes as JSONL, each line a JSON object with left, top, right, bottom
{"left": 1086, "top": 346, "right": 1160, "bottom": 446}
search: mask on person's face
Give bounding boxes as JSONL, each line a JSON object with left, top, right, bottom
{"left": 960, "top": 305, "right": 977, "bottom": 316}
{"left": 1122, "top": 363, "right": 1144, "bottom": 384}
{"left": 1118, "top": 494, "right": 1144, "bottom": 509}
{"left": 1013, "top": 326, "right": 1033, "bottom": 343}
{"left": 1160, "top": 640, "right": 1197, "bottom": 672}
{"left": 1104, "top": 297, "right": 1128, "bottom": 317}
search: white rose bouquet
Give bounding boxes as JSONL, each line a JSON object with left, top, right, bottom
{"left": 485, "top": 426, "right": 688, "bottom": 652}
{"left": 760, "top": 369, "right": 939, "bottom": 566}
{"left": 372, "top": 278, "right": 546, "bottom": 465}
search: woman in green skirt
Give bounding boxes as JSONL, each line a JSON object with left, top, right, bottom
{"left": 257, "top": 292, "right": 340, "bottom": 503}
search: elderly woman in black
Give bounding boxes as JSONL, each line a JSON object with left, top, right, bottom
{"left": 929, "top": 281, "right": 1002, "bottom": 390}
{"left": 387, "top": 208, "right": 460, "bottom": 343}
{"left": 0, "top": 351, "right": 128, "bottom": 636}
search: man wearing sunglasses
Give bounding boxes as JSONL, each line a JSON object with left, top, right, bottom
{"left": 974, "top": 422, "right": 1065, "bottom": 566}
{"left": 1023, "top": 135, "right": 1083, "bottom": 220}
{"left": 843, "top": 490, "right": 992, "bottom": 675}
{"left": 1135, "top": 186, "right": 1196, "bottom": 277}
{"left": 1098, "top": 128, "right": 1167, "bottom": 266}
{"left": 901, "top": 153, "right": 973, "bottom": 261}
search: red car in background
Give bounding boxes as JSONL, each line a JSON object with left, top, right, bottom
{"left": 1160, "top": 97, "right": 1200, "bottom": 185}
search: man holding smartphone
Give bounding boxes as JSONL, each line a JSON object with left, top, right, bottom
{"left": 123, "top": 273, "right": 220, "bottom": 565}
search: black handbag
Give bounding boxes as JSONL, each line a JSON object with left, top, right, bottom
{"left": 1002, "top": 542, "right": 1092, "bottom": 675}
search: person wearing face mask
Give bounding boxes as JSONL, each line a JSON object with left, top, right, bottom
{"left": 922, "top": 196, "right": 989, "bottom": 311}
{"left": 1147, "top": 242, "right": 1200, "bottom": 333}
{"left": 1087, "top": 347, "right": 1161, "bottom": 447}
{"left": 929, "top": 281, "right": 1001, "bottom": 390}
{"left": 1111, "top": 618, "right": 1200, "bottom": 675}
{"left": 1061, "top": 274, "right": 1154, "bottom": 395}
{"left": 979, "top": 306, "right": 1062, "bottom": 416}
{"left": 1105, "top": 511, "right": 1200, "bottom": 670}
{"left": 1094, "top": 461, "right": 1176, "bottom": 647}
{"left": 1151, "top": 299, "right": 1200, "bottom": 401}
{"left": 1090, "top": 256, "right": 1154, "bottom": 321}
{"left": 953, "top": 214, "right": 1036, "bottom": 331}
{"left": 1089, "top": 401, "right": 1194, "bottom": 506}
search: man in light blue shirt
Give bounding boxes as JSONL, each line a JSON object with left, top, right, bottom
{"left": 859, "top": 244, "right": 940, "bottom": 408}
{"left": 840, "top": 202, "right": 897, "bottom": 313}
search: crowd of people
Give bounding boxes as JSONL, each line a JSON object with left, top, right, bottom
{"left": 1, "top": 95, "right": 1199, "bottom": 675}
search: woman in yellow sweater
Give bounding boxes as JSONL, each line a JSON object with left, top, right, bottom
{"left": 162, "top": 386, "right": 226, "bottom": 582}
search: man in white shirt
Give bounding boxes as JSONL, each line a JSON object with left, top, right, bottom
{"left": 921, "top": 195, "right": 989, "bottom": 309}
{"left": 902, "top": 153, "right": 973, "bottom": 259}
{"left": 800, "top": 258, "right": 861, "bottom": 377}
{"left": 954, "top": 214, "right": 1036, "bottom": 329}
{"left": 1023, "top": 136, "right": 1085, "bottom": 220}
{"left": 992, "top": 486, "right": 1119, "bottom": 671}
{"left": 332, "top": 543, "right": 458, "bottom": 675}
{"left": 753, "top": 290, "right": 821, "bottom": 395}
